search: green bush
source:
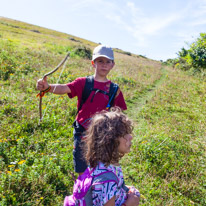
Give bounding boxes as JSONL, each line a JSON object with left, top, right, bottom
{"left": 175, "top": 33, "right": 206, "bottom": 73}
{"left": 188, "top": 33, "right": 206, "bottom": 69}
{"left": 73, "top": 45, "right": 92, "bottom": 59}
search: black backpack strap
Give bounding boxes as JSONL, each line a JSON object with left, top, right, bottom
{"left": 90, "top": 88, "right": 109, "bottom": 102}
{"left": 106, "top": 82, "right": 119, "bottom": 110}
{"left": 77, "top": 75, "right": 94, "bottom": 113}
{"left": 122, "top": 180, "right": 129, "bottom": 193}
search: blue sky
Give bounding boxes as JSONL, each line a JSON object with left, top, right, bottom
{"left": 1, "top": 0, "right": 206, "bottom": 61}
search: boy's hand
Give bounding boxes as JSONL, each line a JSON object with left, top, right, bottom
{"left": 36, "top": 76, "right": 49, "bottom": 91}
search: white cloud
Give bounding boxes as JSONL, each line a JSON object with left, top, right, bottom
{"left": 104, "top": 1, "right": 185, "bottom": 47}
{"left": 126, "top": 1, "right": 143, "bottom": 15}
{"left": 55, "top": 0, "right": 206, "bottom": 58}
{"left": 179, "top": 0, "right": 206, "bottom": 26}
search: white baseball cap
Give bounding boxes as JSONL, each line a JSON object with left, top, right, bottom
{"left": 92, "top": 45, "right": 114, "bottom": 61}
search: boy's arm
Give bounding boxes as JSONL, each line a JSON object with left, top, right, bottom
{"left": 50, "top": 84, "right": 71, "bottom": 94}
{"left": 36, "top": 76, "right": 71, "bottom": 94}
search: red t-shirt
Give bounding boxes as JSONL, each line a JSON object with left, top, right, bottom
{"left": 67, "top": 77, "right": 127, "bottom": 129}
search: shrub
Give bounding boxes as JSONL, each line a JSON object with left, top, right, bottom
{"left": 73, "top": 45, "right": 92, "bottom": 59}
{"left": 175, "top": 33, "right": 206, "bottom": 73}
{"left": 187, "top": 33, "right": 206, "bottom": 70}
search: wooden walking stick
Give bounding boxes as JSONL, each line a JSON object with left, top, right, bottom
{"left": 37, "top": 52, "right": 70, "bottom": 122}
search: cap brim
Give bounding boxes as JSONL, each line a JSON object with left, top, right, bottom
{"left": 92, "top": 55, "right": 114, "bottom": 61}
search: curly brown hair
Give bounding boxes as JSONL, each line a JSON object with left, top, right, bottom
{"left": 83, "top": 107, "right": 133, "bottom": 168}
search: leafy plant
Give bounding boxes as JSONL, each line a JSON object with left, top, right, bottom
{"left": 72, "top": 45, "right": 92, "bottom": 59}
{"left": 172, "top": 33, "right": 206, "bottom": 74}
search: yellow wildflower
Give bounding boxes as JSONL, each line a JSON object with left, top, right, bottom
{"left": 18, "top": 160, "right": 26, "bottom": 165}
{"left": 7, "top": 171, "right": 12, "bottom": 175}
{"left": 15, "top": 169, "right": 21, "bottom": 172}
{"left": 8, "top": 165, "right": 15, "bottom": 168}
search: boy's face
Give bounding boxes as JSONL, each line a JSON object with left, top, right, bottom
{"left": 92, "top": 57, "right": 115, "bottom": 78}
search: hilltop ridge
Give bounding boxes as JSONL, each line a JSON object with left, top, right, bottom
{"left": 0, "top": 16, "right": 160, "bottom": 62}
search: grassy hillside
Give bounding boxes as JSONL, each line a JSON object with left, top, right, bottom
{"left": 0, "top": 17, "right": 205, "bottom": 206}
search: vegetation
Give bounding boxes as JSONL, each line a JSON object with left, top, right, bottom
{"left": 164, "top": 33, "right": 206, "bottom": 76}
{"left": 0, "top": 17, "right": 205, "bottom": 205}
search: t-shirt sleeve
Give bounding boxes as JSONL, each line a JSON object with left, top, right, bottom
{"left": 66, "top": 77, "right": 86, "bottom": 99}
{"left": 92, "top": 182, "right": 118, "bottom": 206}
{"left": 113, "top": 89, "right": 127, "bottom": 110}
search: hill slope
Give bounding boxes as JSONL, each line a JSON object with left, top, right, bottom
{"left": 0, "top": 17, "right": 205, "bottom": 205}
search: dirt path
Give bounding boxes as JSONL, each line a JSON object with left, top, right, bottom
{"left": 126, "top": 67, "right": 168, "bottom": 121}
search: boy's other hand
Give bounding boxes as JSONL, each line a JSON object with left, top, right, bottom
{"left": 36, "top": 76, "right": 49, "bottom": 91}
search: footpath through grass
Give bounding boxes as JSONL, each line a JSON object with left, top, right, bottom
{"left": 123, "top": 68, "right": 206, "bottom": 206}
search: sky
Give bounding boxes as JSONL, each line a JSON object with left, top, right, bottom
{"left": 0, "top": 0, "right": 206, "bottom": 61}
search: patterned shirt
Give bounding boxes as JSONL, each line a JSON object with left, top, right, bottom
{"left": 91, "top": 162, "right": 127, "bottom": 206}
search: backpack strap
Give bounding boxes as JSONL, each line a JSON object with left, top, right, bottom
{"left": 77, "top": 75, "right": 94, "bottom": 113}
{"left": 93, "top": 171, "right": 129, "bottom": 192}
{"left": 122, "top": 180, "right": 129, "bottom": 193}
{"left": 92, "top": 170, "right": 119, "bottom": 185}
{"left": 106, "top": 82, "right": 119, "bottom": 110}
{"left": 90, "top": 88, "right": 109, "bottom": 102}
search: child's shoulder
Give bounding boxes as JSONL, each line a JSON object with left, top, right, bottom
{"left": 74, "top": 76, "right": 86, "bottom": 81}
{"left": 70, "top": 76, "right": 87, "bottom": 85}
{"left": 92, "top": 162, "right": 122, "bottom": 176}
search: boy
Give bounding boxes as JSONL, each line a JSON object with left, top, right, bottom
{"left": 36, "top": 45, "right": 127, "bottom": 173}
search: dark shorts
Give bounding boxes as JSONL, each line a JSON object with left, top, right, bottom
{"left": 73, "top": 121, "right": 87, "bottom": 173}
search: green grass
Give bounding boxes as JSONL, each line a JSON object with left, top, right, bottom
{"left": 0, "top": 17, "right": 205, "bottom": 205}
{"left": 122, "top": 69, "right": 206, "bottom": 205}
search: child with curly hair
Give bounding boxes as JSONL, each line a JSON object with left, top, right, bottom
{"left": 83, "top": 108, "right": 140, "bottom": 206}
